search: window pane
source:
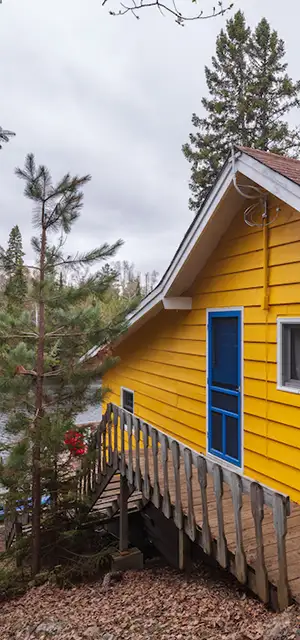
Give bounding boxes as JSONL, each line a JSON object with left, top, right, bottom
{"left": 211, "top": 412, "right": 223, "bottom": 453}
{"left": 211, "top": 316, "right": 238, "bottom": 390}
{"left": 282, "top": 324, "right": 291, "bottom": 385}
{"left": 123, "top": 390, "right": 134, "bottom": 413}
{"left": 225, "top": 415, "right": 239, "bottom": 461}
{"left": 211, "top": 391, "right": 238, "bottom": 414}
{"left": 291, "top": 327, "right": 300, "bottom": 381}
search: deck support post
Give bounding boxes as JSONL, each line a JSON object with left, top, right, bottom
{"left": 178, "top": 529, "right": 191, "bottom": 573}
{"left": 119, "top": 475, "right": 130, "bottom": 553}
{"left": 15, "top": 521, "right": 23, "bottom": 567}
{"left": 273, "top": 493, "right": 290, "bottom": 611}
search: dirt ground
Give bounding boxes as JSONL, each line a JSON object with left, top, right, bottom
{"left": 1, "top": 562, "right": 300, "bottom": 640}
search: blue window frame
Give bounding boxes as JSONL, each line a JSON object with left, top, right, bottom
{"left": 207, "top": 310, "right": 242, "bottom": 467}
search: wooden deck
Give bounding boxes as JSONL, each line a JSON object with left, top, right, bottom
{"left": 79, "top": 404, "right": 300, "bottom": 610}
{"left": 149, "top": 452, "right": 300, "bottom": 602}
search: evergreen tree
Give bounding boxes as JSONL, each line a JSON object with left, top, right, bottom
{"left": 0, "top": 154, "right": 133, "bottom": 576}
{"left": 248, "top": 18, "right": 300, "bottom": 152}
{"left": 183, "top": 11, "right": 300, "bottom": 212}
{"left": 0, "top": 225, "right": 28, "bottom": 312}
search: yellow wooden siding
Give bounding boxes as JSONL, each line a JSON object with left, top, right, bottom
{"left": 103, "top": 195, "right": 300, "bottom": 503}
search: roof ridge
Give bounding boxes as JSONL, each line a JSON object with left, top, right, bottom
{"left": 237, "top": 145, "right": 300, "bottom": 166}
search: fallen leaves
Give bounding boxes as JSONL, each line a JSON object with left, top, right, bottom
{"left": 0, "top": 562, "right": 299, "bottom": 640}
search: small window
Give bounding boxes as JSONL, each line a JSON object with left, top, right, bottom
{"left": 278, "top": 319, "right": 300, "bottom": 392}
{"left": 121, "top": 388, "right": 134, "bottom": 414}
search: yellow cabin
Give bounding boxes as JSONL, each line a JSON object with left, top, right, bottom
{"left": 103, "top": 146, "right": 300, "bottom": 505}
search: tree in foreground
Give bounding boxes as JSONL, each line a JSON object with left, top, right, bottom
{"left": 183, "top": 11, "right": 300, "bottom": 211}
{"left": 0, "top": 154, "right": 134, "bottom": 576}
{"left": 105, "top": 0, "right": 233, "bottom": 26}
{"left": 0, "top": 225, "right": 28, "bottom": 313}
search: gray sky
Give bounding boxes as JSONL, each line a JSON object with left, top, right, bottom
{"left": 0, "top": 0, "right": 299, "bottom": 278}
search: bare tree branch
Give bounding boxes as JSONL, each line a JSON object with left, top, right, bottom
{"left": 103, "top": 0, "right": 233, "bottom": 25}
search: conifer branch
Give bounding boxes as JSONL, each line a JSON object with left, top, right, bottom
{"left": 0, "top": 127, "right": 15, "bottom": 148}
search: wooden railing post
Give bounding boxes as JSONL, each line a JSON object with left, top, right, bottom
{"left": 91, "top": 432, "right": 96, "bottom": 491}
{"left": 197, "top": 456, "right": 212, "bottom": 556}
{"left": 171, "top": 440, "right": 183, "bottom": 530}
{"left": 127, "top": 412, "right": 134, "bottom": 486}
{"left": 107, "top": 407, "right": 113, "bottom": 466}
{"left": 273, "top": 493, "right": 290, "bottom": 610}
{"left": 152, "top": 428, "right": 160, "bottom": 508}
{"left": 231, "top": 473, "right": 247, "bottom": 584}
{"left": 161, "top": 434, "right": 171, "bottom": 518}
{"left": 213, "top": 463, "right": 228, "bottom": 568}
{"left": 83, "top": 463, "right": 88, "bottom": 496}
{"left": 134, "top": 417, "right": 142, "bottom": 492}
{"left": 142, "top": 422, "right": 150, "bottom": 500}
{"left": 77, "top": 469, "right": 83, "bottom": 500}
{"left": 119, "top": 474, "right": 130, "bottom": 553}
{"left": 113, "top": 405, "right": 119, "bottom": 469}
{"left": 120, "top": 410, "right": 126, "bottom": 476}
{"left": 250, "top": 482, "right": 268, "bottom": 603}
{"left": 183, "top": 448, "right": 196, "bottom": 541}
{"left": 96, "top": 420, "right": 103, "bottom": 480}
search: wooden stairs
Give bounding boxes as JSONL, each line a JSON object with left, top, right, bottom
{"left": 91, "top": 471, "right": 143, "bottom": 521}
{"left": 4, "top": 467, "right": 143, "bottom": 550}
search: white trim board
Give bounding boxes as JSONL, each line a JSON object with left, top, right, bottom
{"left": 125, "top": 149, "right": 300, "bottom": 337}
{"left": 277, "top": 317, "right": 300, "bottom": 395}
{"left": 239, "top": 153, "right": 300, "bottom": 213}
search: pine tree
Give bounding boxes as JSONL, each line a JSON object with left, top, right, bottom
{"left": 0, "top": 154, "right": 133, "bottom": 576}
{"left": 182, "top": 11, "right": 300, "bottom": 212}
{"left": 248, "top": 18, "right": 300, "bottom": 152}
{"left": 0, "top": 225, "right": 28, "bottom": 313}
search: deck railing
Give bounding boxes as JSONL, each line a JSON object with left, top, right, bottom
{"left": 80, "top": 403, "right": 291, "bottom": 611}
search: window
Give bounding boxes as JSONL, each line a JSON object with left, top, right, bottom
{"left": 277, "top": 319, "right": 300, "bottom": 392}
{"left": 121, "top": 388, "right": 134, "bottom": 414}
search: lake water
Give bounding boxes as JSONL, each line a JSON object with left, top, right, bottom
{"left": 0, "top": 404, "right": 102, "bottom": 445}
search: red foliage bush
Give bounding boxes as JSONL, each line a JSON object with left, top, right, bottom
{"left": 64, "top": 429, "right": 87, "bottom": 457}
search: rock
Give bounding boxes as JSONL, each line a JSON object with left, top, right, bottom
{"left": 83, "top": 626, "right": 100, "bottom": 638}
{"left": 35, "top": 620, "right": 65, "bottom": 636}
{"left": 102, "top": 571, "right": 123, "bottom": 590}
{"left": 83, "top": 629, "right": 114, "bottom": 640}
{"left": 263, "top": 614, "right": 295, "bottom": 639}
{"left": 16, "top": 620, "right": 65, "bottom": 639}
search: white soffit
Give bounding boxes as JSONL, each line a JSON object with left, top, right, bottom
{"left": 162, "top": 297, "right": 193, "bottom": 310}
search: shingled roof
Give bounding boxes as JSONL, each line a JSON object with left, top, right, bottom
{"left": 237, "top": 146, "right": 300, "bottom": 187}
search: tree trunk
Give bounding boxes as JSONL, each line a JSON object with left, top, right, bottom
{"left": 31, "top": 221, "right": 46, "bottom": 576}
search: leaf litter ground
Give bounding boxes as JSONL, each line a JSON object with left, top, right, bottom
{"left": 1, "top": 561, "right": 300, "bottom": 640}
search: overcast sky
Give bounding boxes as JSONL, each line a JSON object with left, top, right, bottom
{"left": 0, "top": 0, "right": 299, "bottom": 279}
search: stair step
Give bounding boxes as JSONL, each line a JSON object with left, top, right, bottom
{"left": 95, "top": 493, "right": 142, "bottom": 508}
